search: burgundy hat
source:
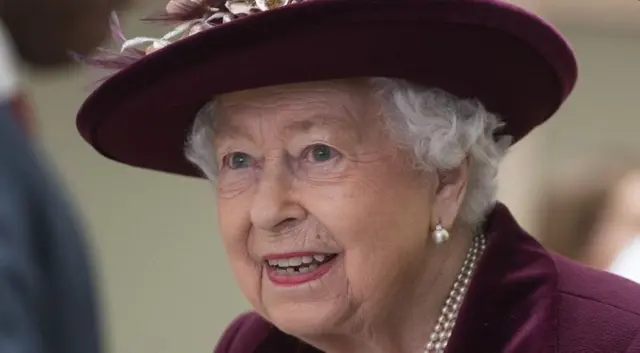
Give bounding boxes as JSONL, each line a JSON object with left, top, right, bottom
{"left": 77, "top": 0, "right": 577, "bottom": 178}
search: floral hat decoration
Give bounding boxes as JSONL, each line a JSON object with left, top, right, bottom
{"left": 76, "top": 0, "right": 578, "bottom": 177}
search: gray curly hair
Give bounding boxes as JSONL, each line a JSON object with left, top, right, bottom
{"left": 185, "top": 78, "right": 511, "bottom": 228}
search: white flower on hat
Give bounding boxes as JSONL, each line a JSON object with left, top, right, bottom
{"left": 76, "top": 0, "right": 305, "bottom": 80}
{"left": 120, "top": 0, "right": 267, "bottom": 54}
{"left": 254, "top": 0, "right": 292, "bottom": 11}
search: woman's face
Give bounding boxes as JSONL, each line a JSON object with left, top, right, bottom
{"left": 213, "top": 80, "right": 447, "bottom": 336}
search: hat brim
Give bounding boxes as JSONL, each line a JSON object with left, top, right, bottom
{"left": 77, "top": 0, "right": 577, "bottom": 178}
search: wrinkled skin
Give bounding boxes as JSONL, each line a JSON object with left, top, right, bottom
{"left": 213, "top": 79, "right": 473, "bottom": 353}
{"left": 0, "top": 0, "right": 132, "bottom": 68}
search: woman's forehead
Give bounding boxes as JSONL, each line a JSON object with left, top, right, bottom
{"left": 214, "top": 80, "right": 378, "bottom": 135}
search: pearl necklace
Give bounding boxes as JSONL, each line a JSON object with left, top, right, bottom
{"left": 424, "top": 234, "right": 487, "bottom": 353}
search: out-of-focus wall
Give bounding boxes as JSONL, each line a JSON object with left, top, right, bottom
{"left": 500, "top": 29, "right": 640, "bottom": 236}
{"left": 24, "top": 11, "right": 640, "bottom": 353}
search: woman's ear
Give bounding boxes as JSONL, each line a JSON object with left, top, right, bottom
{"left": 430, "top": 158, "right": 470, "bottom": 230}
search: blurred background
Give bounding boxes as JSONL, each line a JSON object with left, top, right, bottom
{"left": 21, "top": 1, "right": 640, "bottom": 353}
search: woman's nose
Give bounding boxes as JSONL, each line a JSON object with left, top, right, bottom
{"left": 249, "top": 164, "right": 306, "bottom": 232}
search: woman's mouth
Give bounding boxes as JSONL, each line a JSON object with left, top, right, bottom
{"left": 264, "top": 253, "right": 338, "bottom": 286}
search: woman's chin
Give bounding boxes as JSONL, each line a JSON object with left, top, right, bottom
{"left": 260, "top": 253, "right": 345, "bottom": 299}
{"left": 266, "top": 305, "right": 342, "bottom": 337}
{"left": 258, "top": 254, "right": 349, "bottom": 335}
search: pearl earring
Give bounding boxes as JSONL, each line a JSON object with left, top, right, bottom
{"left": 432, "top": 224, "right": 450, "bottom": 245}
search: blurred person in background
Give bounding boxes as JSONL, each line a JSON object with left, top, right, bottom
{"left": 540, "top": 162, "right": 640, "bottom": 283}
{"left": 0, "top": 0, "right": 132, "bottom": 352}
{"left": 592, "top": 171, "right": 640, "bottom": 282}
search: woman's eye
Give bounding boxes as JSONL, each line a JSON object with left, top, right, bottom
{"left": 224, "top": 152, "right": 252, "bottom": 169}
{"left": 305, "top": 144, "right": 339, "bottom": 163}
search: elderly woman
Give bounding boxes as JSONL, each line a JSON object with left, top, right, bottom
{"left": 77, "top": 0, "right": 640, "bottom": 352}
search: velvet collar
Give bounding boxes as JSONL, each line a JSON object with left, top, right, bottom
{"left": 253, "top": 203, "right": 558, "bottom": 353}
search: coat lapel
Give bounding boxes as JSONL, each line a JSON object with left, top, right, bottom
{"left": 448, "top": 203, "right": 558, "bottom": 353}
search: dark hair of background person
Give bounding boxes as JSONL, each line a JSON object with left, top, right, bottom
{"left": 0, "top": 0, "right": 130, "bottom": 68}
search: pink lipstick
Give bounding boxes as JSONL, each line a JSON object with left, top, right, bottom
{"left": 264, "top": 252, "right": 338, "bottom": 286}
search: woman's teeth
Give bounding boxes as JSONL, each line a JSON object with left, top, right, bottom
{"left": 267, "top": 254, "right": 334, "bottom": 275}
{"left": 268, "top": 254, "right": 326, "bottom": 267}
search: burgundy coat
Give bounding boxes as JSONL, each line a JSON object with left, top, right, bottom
{"left": 213, "top": 204, "right": 640, "bottom": 353}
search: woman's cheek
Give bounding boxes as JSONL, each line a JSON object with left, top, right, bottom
{"left": 217, "top": 169, "right": 257, "bottom": 199}
{"left": 295, "top": 159, "right": 348, "bottom": 184}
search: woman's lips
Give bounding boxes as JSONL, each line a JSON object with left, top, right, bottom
{"left": 264, "top": 253, "right": 338, "bottom": 286}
